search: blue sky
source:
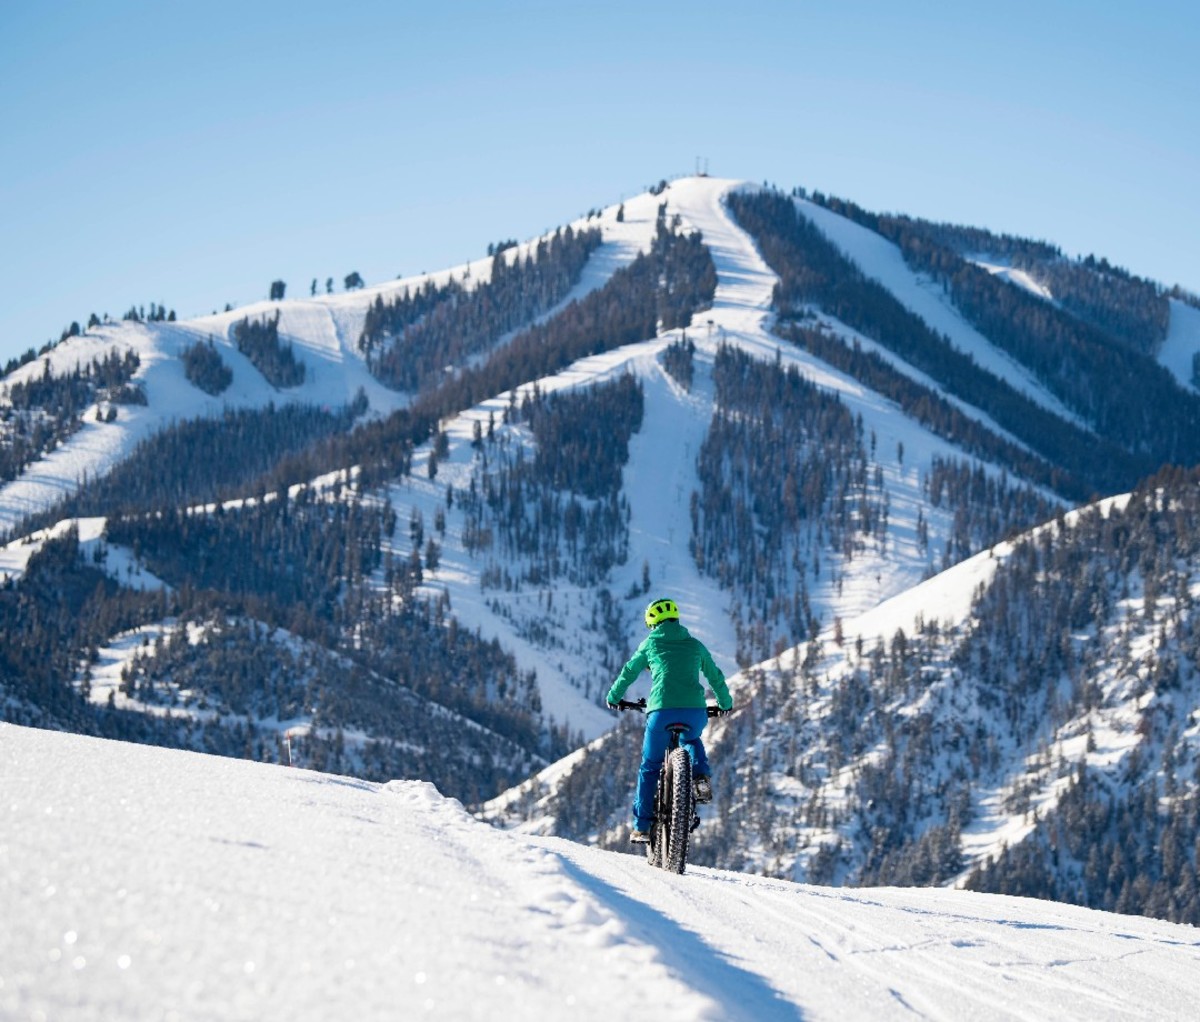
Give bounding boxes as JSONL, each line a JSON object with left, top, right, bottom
{"left": 2, "top": 0, "right": 1197, "bottom": 365}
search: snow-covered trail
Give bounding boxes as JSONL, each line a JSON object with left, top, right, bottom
{"left": 5, "top": 723, "right": 1199, "bottom": 1022}
{"left": 542, "top": 834, "right": 1200, "bottom": 1021}
{"left": 616, "top": 350, "right": 740, "bottom": 666}
{"left": 669, "top": 178, "right": 778, "bottom": 348}
{"left": 0, "top": 724, "right": 714, "bottom": 1021}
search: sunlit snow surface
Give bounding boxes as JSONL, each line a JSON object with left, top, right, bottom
{"left": 3, "top": 723, "right": 1199, "bottom": 1022}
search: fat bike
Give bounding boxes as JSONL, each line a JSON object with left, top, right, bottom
{"left": 617, "top": 698, "right": 725, "bottom": 874}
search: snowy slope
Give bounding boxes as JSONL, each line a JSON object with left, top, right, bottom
{"left": 374, "top": 177, "right": 1063, "bottom": 740}
{"left": 760, "top": 493, "right": 1141, "bottom": 878}
{"left": 0, "top": 312, "right": 398, "bottom": 535}
{"left": 795, "top": 198, "right": 1084, "bottom": 427}
{"left": 0, "top": 516, "right": 166, "bottom": 589}
{"left": 4, "top": 722, "right": 1199, "bottom": 1022}
{"left": 1159, "top": 298, "right": 1200, "bottom": 391}
{"left": 970, "top": 257, "right": 1057, "bottom": 302}
{"left": 0, "top": 202, "right": 650, "bottom": 537}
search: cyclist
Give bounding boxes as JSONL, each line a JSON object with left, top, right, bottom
{"left": 607, "top": 597, "right": 733, "bottom": 843}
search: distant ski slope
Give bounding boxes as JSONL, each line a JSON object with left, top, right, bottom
{"left": 4, "top": 722, "right": 1197, "bottom": 1021}
{"left": 0, "top": 195, "right": 659, "bottom": 536}
{"left": 380, "top": 177, "right": 1071, "bottom": 738}
{"left": 0, "top": 174, "right": 1077, "bottom": 537}
{"left": 795, "top": 198, "right": 1084, "bottom": 427}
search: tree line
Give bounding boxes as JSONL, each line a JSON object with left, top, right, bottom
{"left": 104, "top": 485, "right": 394, "bottom": 627}
{"left": 693, "top": 343, "right": 878, "bottom": 663}
{"left": 459, "top": 374, "right": 643, "bottom": 589}
{"left": 0, "top": 524, "right": 540, "bottom": 804}
{"left": 727, "top": 189, "right": 1145, "bottom": 497}
{"left": 924, "top": 455, "right": 1057, "bottom": 567}
{"left": 661, "top": 334, "right": 696, "bottom": 391}
{"left": 232, "top": 312, "right": 306, "bottom": 388}
{"left": 181, "top": 337, "right": 233, "bottom": 395}
{"left": 118, "top": 611, "right": 540, "bottom": 804}
{"left": 15, "top": 401, "right": 366, "bottom": 537}
{"left": 805, "top": 189, "right": 1170, "bottom": 356}
{"left": 801, "top": 190, "right": 1199, "bottom": 469}
{"left": 2, "top": 483, "right": 554, "bottom": 801}
{"left": 0, "top": 348, "right": 143, "bottom": 485}
{"left": 413, "top": 215, "right": 713, "bottom": 427}
{"left": 783, "top": 322, "right": 1090, "bottom": 499}
{"left": 690, "top": 338, "right": 1057, "bottom": 666}
{"left": 362, "top": 226, "right": 602, "bottom": 392}
{"left": 228, "top": 215, "right": 716, "bottom": 502}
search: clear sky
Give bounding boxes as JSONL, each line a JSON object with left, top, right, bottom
{"left": 2, "top": 0, "right": 1197, "bottom": 365}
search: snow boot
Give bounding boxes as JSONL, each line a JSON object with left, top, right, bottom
{"left": 694, "top": 776, "right": 712, "bottom": 804}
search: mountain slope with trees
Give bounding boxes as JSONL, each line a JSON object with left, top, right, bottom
{"left": 5, "top": 176, "right": 1200, "bottom": 931}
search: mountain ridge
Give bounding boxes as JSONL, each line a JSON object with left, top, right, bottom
{"left": 5, "top": 174, "right": 1200, "bottom": 927}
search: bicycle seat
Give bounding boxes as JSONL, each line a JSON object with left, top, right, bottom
{"left": 665, "top": 722, "right": 690, "bottom": 734}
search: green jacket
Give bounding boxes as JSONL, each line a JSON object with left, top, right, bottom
{"left": 607, "top": 620, "right": 732, "bottom": 712}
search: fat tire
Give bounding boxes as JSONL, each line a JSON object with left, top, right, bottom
{"left": 662, "top": 747, "right": 693, "bottom": 874}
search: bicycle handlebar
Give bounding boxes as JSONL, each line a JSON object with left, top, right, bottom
{"left": 613, "top": 698, "right": 731, "bottom": 718}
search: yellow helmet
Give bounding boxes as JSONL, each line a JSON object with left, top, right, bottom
{"left": 644, "top": 597, "right": 680, "bottom": 629}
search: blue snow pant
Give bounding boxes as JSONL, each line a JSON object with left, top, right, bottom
{"left": 633, "top": 707, "right": 710, "bottom": 831}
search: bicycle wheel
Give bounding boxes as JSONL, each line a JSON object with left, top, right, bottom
{"left": 661, "top": 747, "right": 693, "bottom": 874}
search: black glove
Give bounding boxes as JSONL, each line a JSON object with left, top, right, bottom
{"left": 607, "top": 700, "right": 619, "bottom": 710}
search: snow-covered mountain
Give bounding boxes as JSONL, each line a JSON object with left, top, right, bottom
{"left": 6, "top": 722, "right": 1199, "bottom": 1021}
{"left": 5, "top": 175, "right": 1200, "bottom": 930}
{"left": 496, "top": 470, "right": 1200, "bottom": 918}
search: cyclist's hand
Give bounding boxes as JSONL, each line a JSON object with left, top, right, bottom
{"left": 606, "top": 700, "right": 619, "bottom": 710}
